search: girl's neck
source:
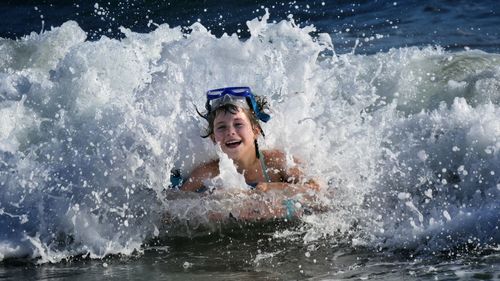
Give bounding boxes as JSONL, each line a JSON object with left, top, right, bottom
{"left": 235, "top": 155, "right": 263, "bottom": 183}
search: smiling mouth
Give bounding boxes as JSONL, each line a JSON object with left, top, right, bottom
{"left": 225, "top": 140, "right": 242, "bottom": 149}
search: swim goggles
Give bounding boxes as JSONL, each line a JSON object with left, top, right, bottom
{"left": 205, "top": 87, "right": 271, "bottom": 122}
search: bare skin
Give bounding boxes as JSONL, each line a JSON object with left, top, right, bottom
{"left": 181, "top": 149, "right": 319, "bottom": 193}
{"left": 181, "top": 107, "right": 319, "bottom": 193}
{"left": 177, "top": 106, "right": 321, "bottom": 222}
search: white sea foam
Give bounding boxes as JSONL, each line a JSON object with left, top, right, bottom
{"left": 0, "top": 11, "right": 499, "bottom": 262}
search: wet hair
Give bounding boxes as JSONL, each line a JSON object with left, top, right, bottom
{"left": 198, "top": 95, "right": 269, "bottom": 138}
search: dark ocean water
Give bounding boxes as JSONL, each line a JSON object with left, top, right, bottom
{"left": 2, "top": 0, "right": 500, "bottom": 54}
{"left": 0, "top": 0, "right": 499, "bottom": 280}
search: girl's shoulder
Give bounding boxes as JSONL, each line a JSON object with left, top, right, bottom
{"left": 190, "top": 159, "right": 219, "bottom": 178}
{"left": 261, "top": 149, "right": 305, "bottom": 182}
{"left": 261, "top": 149, "right": 287, "bottom": 168}
{"left": 262, "top": 149, "right": 303, "bottom": 164}
{"left": 181, "top": 160, "right": 219, "bottom": 191}
{"left": 262, "top": 149, "right": 285, "bottom": 159}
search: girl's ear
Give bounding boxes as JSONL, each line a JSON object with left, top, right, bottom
{"left": 253, "top": 126, "right": 261, "bottom": 139}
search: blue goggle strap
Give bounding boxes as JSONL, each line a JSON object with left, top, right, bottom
{"left": 248, "top": 95, "right": 271, "bottom": 123}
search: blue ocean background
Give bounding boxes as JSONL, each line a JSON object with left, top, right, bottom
{"left": 0, "top": 0, "right": 499, "bottom": 280}
{"left": 2, "top": 0, "right": 500, "bottom": 54}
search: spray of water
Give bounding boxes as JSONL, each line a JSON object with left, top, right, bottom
{"left": 0, "top": 11, "right": 498, "bottom": 263}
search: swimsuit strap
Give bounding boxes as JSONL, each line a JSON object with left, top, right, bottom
{"left": 255, "top": 139, "right": 271, "bottom": 183}
{"left": 259, "top": 151, "right": 271, "bottom": 183}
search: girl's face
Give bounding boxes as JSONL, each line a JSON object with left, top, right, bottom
{"left": 212, "top": 107, "right": 259, "bottom": 162}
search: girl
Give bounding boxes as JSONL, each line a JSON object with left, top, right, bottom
{"left": 181, "top": 87, "right": 319, "bottom": 194}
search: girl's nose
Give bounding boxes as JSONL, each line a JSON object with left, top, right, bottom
{"left": 226, "top": 125, "right": 236, "bottom": 135}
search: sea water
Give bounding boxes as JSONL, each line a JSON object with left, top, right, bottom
{"left": 0, "top": 1, "right": 499, "bottom": 280}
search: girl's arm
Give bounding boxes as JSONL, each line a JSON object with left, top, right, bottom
{"left": 255, "top": 150, "right": 320, "bottom": 193}
{"left": 254, "top": 180, "right": 319, "bottom": 193}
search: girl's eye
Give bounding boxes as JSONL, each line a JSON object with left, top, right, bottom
{"left": 234, "top": 123, "right": 243, "bottom": 128}
{"left": 216, "top": 125, "right": 226, "bottom": 131}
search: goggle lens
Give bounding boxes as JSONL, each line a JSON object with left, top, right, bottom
{"left": 206, "top": 87, "right": 252, "bottom": 100}
{"left": 204, "top": 87, "right": 270, "bottom": 123}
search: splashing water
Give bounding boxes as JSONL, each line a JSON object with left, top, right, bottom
{"left": 0, "top": 11, "right": 499, "bottom": 264}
